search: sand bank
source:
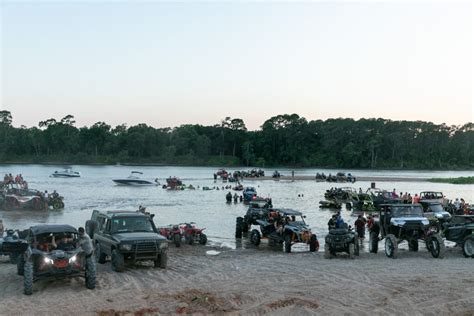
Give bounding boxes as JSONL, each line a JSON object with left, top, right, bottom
{"left": 0, "top": 244, "right": 472, "bottom": 315}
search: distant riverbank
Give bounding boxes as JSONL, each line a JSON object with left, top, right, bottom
{"left": 1, "top": 160, "right": 473, "bottom": 173}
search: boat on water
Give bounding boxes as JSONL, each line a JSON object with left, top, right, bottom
{"left": 113, "top": 171, "right": 159, "bottom": 186}
{"left": 50, "top": 168, "right": 81, "bottom": 178}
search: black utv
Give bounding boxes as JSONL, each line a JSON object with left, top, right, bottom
{"left": 0, "top": 229, "right": 28, "bottom": 264}
{"left": 442, "top": 215, "right": 474, "bottom": 258}
{"left": 17, "top": 225, "right": 95, "bottom": 295}
{"left": 248, "top": 208, "right": 319, "bottom": 253}
{"left": 235, "top": 198, "right": 272, "bottom": 238}
{"left": 369, "top": 204, "right": 445, "bottom": 259}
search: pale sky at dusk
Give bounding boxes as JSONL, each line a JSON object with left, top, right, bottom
{"left": 0, "top": 1, "right": 472, "bottom": 130}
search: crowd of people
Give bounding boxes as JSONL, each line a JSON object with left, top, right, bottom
{"left": 2, "top": 173, "right": 28, "bottom": 189}
{"left": 33, "top": 227, "right": 93, "bottom": 255}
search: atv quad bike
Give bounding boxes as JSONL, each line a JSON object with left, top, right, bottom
{"left": 324, "top": 223, "right": 359, "bottom": 259}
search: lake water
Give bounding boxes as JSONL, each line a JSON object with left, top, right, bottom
{"left": 1, "top": 165, "right": 473, "bottom": 250}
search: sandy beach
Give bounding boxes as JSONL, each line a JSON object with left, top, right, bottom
{"left": 0, "top": 243, "right": 472, "bottom": 316}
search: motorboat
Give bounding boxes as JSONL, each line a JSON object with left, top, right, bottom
{"left": 113, "top": 171, "right": 159, "bottom": 186}
{"left": 50, "top": 168, "right": 81, "bottom": 178}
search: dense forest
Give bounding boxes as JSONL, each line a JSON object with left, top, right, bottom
{"left": 0, "top": 110, "right": 472, "bottom": 169}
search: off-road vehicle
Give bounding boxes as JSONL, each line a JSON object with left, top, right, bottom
{"left": 159, "top": 222, "right": 207, "bottom": 247}
{"left": 369, "top": 204, "right": 445, "bottom": 258}
{"left": 350, "top": 193, "right": 376, "bottom": 213}
{"left": 248, "top": 208, "right": 319, "bottom": 253}
{"left": 0, "top": 229, "right": 28, "bottom": 263}
{"left": 85, "top": 210, "right": 168, "bottom": 272}
{"left": 441, "top": 215, "right": 474, "bottom": 258}
{"left": 235, "top": 198, "right": 272, "bottom": 238}
{"left": 17, "top": 224, "right": 95, "bottom": 295}
{"left": 420, "top": 201, "right": 452, "bottom": 231}
{"left": 419, "top": 191, "right": 448, "bottom": 208}
{"left": 324, "top": 223, "right": 359, "bottom": 259}
{"left": 366, "top": 188, "right": 403, "bottom": 211}
{"left": 324, "top": 187, "right": 356, "bottom": 202}
{"left": 242, "top": 187, "right": 257, "bottom": 202}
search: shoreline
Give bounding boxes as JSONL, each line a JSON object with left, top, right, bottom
{"left": 0, "top": 162, "right": 473, "bottom": 172}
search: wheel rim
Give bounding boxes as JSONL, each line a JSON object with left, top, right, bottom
{"left": 465, "top": 239, "right": 474, "bottom": 256}
{"left": 251, "top": 233, "right": 258, "bottom": 244}
{"left": 385, "top": 238, "right": 393, "bottom": 256}
{"left": 431, "top": 239, "right": 440, "bottom": 256}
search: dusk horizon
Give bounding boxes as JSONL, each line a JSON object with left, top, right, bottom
{"left": 1, "top": 1, "right": 472, "bottom": 130}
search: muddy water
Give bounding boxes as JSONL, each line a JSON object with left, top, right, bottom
{"left": 0, "top": 165, "right": 473, "bottom": 250}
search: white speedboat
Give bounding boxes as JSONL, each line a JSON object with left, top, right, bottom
{"left": 113, "top": 171, "right": 159, "bottom": 186}
{"left": 50, "top": 168, "right": 81, "bottom": 178}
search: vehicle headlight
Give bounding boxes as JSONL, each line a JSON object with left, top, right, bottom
{"left": 120, "top": 244, "right": 132, "bottom": 251}
{"left": 159, "top": 242, "right": 168, "bottom": 249}
{"left": 44, "top": 257, "right": 54, "bottom": 264}
{"left": 69, "top": 255, "right": 77, "bottom": 263}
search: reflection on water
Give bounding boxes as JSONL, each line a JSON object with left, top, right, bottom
{"left": 0, "top": 165, "right": 473, "bottom": 252}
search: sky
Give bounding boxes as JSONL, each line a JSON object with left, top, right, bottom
{"left": 0, "top": 1, "right": 472, "bottom": 130}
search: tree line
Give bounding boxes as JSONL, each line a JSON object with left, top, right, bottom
{"left": 0, "top": 110, "right": 472, "bottom": 169}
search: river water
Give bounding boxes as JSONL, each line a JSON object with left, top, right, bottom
{"left": 1, "top": 165, "right": 473, "bottom": 250}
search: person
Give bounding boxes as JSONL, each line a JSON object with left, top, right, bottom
{"left": 274, "top": 216, "right": 283, "bottom": 235}
{"left": 367, "top": 215, "right": 375, "bottom": 231}
{"left": 412, "top": 193, "right": 420, "bottom": 204}
{"left": 327, "top": 215, "right": 336, "bottom": 230}
{"left": 407, "top": 193, "right": 412, "bottom": 204}
{"left": 77, "top": 227, "right": 93, "bottom": 256}
{"left": 392, "top": 189, "right": 398, "bottom": 198}
{"left": 52, "top": 234, "right": 74, "bottom": 251}
{"left": 0, "top": 219, "right": 4, "bottom": 236}
{"left": 454, "top": 198, "right": 461, "bottom": 210}
{"left": 335, "top": 213, "right": 345, "bottom": 229}
{"left": 354, "top": 215, "right": 366, "bottom": 239}
{"left": 44, "top": 190, "right": 49, "bottom": 201}
{"left": 460, "top": 199, "right": 467, "bottom": 214}
{"left": 226, "top": 192, "right": 232, "bottom": 202}
{"left": 359, "top": 188, "right": 363, "bottom": 194}
{"left": 137, "top": 205, "right": 147, "bottom": 214}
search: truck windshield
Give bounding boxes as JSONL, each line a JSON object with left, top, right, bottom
{"left": 111, "top": 217, "right": 154, "bottom": 233}
{"left": 429, "top": 204, "right": 444, "bottom": 213}
{"left": 392, "top": 206, "right": 423, "bottom": 217}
